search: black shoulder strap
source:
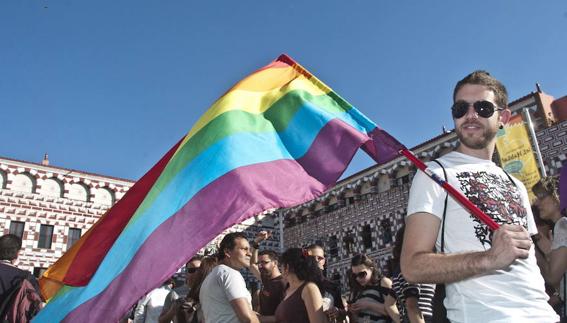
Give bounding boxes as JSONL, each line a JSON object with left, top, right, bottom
{"left": 431, "top": 159, "right": 448, "bottom": 253}
{"left": 502, "top": 170, "right": 518, "bottom": 188}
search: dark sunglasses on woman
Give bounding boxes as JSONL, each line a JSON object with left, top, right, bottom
{"left": 451, "top": 100, "right": 503, "bottom": 119}
{"left": 351, "top": 271, "right": 367, "bottom": 280}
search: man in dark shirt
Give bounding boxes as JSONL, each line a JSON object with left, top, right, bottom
{"left": 1, "top": 234, "right": 42, "bottom": 305}
{"left": 250, "top": 232, "right": 286, "bottom": 316}
{"left": 307, "top": 243, "right": 347, "bottom": 322}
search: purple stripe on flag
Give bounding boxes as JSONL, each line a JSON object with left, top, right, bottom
{"left": 63, "top": 159, "right": 327, "bottom": 322}
{"left": 296, "top": 119, "right": 371, "bottom": 186}
{"left": 363, "top": 127, "right": 405, "bottom": 165}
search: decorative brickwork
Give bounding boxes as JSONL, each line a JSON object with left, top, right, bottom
{"left": 0, "top": 157, "right": 133, "bottom": 274}
{"left": 537, "top": 119, "right": 567, "bottom": 174}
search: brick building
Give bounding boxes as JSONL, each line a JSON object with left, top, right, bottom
{"left": 281, "top": 89, "right": 567, "bottom": 290}
{"left": 0, "top": 155, "right": 134, "bottom": 276}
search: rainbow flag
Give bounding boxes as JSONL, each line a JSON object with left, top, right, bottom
{"left": 35, "top": 54, "right": 404, "bottom": 322}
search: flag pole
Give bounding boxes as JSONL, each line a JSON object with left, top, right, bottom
{"left": 399, "top": 149, "right": 500, "bottom": 231}
{"left": 521, "top": 108, "right": 547, "bottom": 177}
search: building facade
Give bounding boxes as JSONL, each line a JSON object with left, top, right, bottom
{"left": 0, "top": 156, "right": 134, "bottom": 276}
{"left": 281, "top": 89, "right": 567, "bottom": 291}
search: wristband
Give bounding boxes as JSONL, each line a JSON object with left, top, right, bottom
{"left": 251, "top": 241, "right": 260, "bottom": 249}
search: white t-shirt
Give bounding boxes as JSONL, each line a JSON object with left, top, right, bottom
{"left": 134, "top": 285, "right": 172, "bottom": 323}
{"left": 199, "top": 264, "right": 252, "bottom": 323}
{"left": 407, "top": 151, "right": 559, "bottom": 323}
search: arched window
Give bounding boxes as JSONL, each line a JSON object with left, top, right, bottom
{"left": 12, "top": 173, "right": 35, "bottom": 193}
{"left": 93, "top": 187, "right": 114, "bottom": 206}
{"left": 67, "top": 183, "right": 90, "bottom": 202}
{"left": 40, "top": 178, "right": 64, "bottom": 198}
{"left": 378, "top": 174, "right": 391, "bottom": 193}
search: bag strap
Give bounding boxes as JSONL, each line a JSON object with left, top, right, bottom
{"left": 431, "top": 159, "right": 448, "bottom": 253}
{"left": 499, "top": 167, "right": 518, "bottom": 188}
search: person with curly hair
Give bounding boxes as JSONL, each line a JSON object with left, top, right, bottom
{"left": 533, "top": 175, "right": 567, "bottom": 319}
{"left": 273, "top": 248, "right": 328, "bottom": 323}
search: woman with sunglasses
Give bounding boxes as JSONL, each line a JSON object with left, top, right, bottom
{"left": 348, "top": 254, "right": 399, "bottom": 323}
{"left": 274, "top": 248, "right": 328, "bottom": 323}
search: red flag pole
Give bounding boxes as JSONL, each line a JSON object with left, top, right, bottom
{"left": 400, "top": 149, "right": 500, "bottom": 231}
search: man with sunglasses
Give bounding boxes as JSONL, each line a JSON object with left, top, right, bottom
{"left": 402, "top": 71, "right": 559, "bottom": 322}
{"left": 307, "top": 244, "right": 347, "bottom": 322}
{"left": 249, "top": 231, "right": 285, "bottom": 318}
{"left": 159, "top": 255, "right": 203, "bottom": 323}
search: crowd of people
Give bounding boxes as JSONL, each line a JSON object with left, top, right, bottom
{"left": 1, "top": 71, "right": 566, "bottom": 323}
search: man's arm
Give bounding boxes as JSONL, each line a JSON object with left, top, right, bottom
{"left": 401, "top": 212, "right": 532, "bottom": 284}
{"left": 230, "top": 298, "right": 260, "bottom": 323}
{"left": 250, "top": 248, "right": 261, "bottom": 281}
{"left": 250, "top": 231, "right": 269, "bottom": 281}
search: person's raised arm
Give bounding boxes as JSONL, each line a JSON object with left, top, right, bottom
{"left": 301, "top": 282, "right": 329, "bottom": 323}
{"left": 230, "top": 298, "right": 260, "bottom": 323}
{"left": 401, "top": 213, "right": 532, "bottom": 284}
{"left": 250, "top": 231, "right": 270, "bottom": 281}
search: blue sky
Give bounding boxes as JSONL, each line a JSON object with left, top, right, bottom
{"left": 1, "top": 1, "right": 566, "bottom": 181}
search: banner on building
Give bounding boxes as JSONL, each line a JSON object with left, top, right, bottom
{"left": 496, "top": 114, "right": 541, "bottom": 200}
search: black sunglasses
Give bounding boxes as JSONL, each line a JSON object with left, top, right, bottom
{"left": 451, "top": 100, "right": 502, "bottom": 119}
{"left": 351, "top": 271, "right": 367, "bottom": 280}
{"left": 186, "top": 267, "right": 198, "bottom": 274}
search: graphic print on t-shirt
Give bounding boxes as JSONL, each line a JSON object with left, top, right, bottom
{"left": 456, "top": 171, "right": 527, "bottom": 247}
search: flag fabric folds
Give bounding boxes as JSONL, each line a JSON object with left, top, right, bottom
{"left": 35, "top": 54, "right": 404, "bottom": 322}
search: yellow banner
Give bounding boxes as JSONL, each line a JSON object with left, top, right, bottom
{"left": 496, "top": 114, "right": 541, "bottom": 201}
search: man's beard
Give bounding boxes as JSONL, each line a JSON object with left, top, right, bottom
{"left": 456, "top": 123, "right": 498, "bottom": 150}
